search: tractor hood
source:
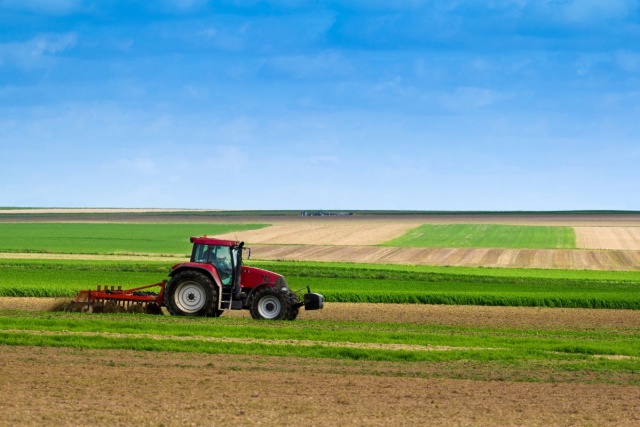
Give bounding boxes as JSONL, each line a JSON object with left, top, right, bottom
{"left": 240, "top": 266, "right": 287, "bottom": 290}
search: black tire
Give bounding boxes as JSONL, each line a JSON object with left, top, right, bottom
{"left": 249, "top": 287, "right": 294, "bottom": 320}
{"left": 164, "top": 270, "right": 219, "bottom": 317}
{"left": 286, "top": 292, "right": 300, "bottom": 321}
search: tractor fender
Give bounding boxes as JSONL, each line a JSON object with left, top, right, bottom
{"left": 170, "top": 264, "right": 223, "bottom": 289}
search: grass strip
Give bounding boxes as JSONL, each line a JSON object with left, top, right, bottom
{"left": 2, "top": 312, "right": 639, "bottom": 359}
{"left": 0, "top": 331, "right": 523, "bottom": 362}
{"left": 2, "top": 311, "right": 639, "bottom": 383}
{"left": 1, "top": 258, "right": 640, "bottom": 308}
{"left": 383, "top": 224, "right": 576, "bottom": 249}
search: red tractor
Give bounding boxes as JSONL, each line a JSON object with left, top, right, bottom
{"left": 70, "top": 236, "right": 323, "bottom": 320}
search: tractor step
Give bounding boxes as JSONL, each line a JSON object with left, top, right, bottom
{"left": 220, "top": 300, "right": 244, "bottom": 310}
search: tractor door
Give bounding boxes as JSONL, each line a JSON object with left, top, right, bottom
{"left": 191, "top": 244, "right": 235, "bottom": 286}
{"left": 210, "top": 245, "right": 234, "bottom": 286}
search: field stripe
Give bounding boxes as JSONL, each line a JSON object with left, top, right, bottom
{"left": 0, "top": 329, "right": 500, "bottom": 352}
{"left": 575, "top": 227, "right": 640, "bottom": 250}
{"left": 250, "top": 245, "right": 640, "bottom": 270}
{"left": 5, "top": 329, "right": 639, "bottom": 362}
{"left": 1, "top": 246, "right": 640, "bottom": 270}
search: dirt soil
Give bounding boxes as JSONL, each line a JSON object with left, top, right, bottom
{"left": 249, "top": 244, "right": 640, "bottom": 270}
{"left": 216, "top": 220, "right": 424, "bottom": 245}
{"left": 3, "top": 298, "right": 640, "bottom": 331}
{"left": 0, "top": 345, "right": 638, "bottom": 427}
{"left": 3, "top": 297, "right": 640, "bottom": 426}
{"left": 2, "top": 245, "right": 640, "bottom": 270}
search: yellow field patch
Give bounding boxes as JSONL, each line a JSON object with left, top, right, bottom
{"left": 216, "top": 219, "right": 423, "bottom": 245}
{"left": 575, "top": 227, "right": 640, "bottom": 250}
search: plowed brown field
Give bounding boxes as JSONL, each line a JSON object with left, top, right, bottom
{"left": 3, "top": 298, "right": 640, "bottom": 330}
{"left": 216, "top": 220, "right": 423, "bottom": 245}
{"left": 1, "top": 245, "right": 639, "bottom": 270}
{"left": 575, "top": 227, "right": 640, "bottom": 250}
{"left": 250, "top": 244, "right": 640, "bottom": 270}
{"left": 3, "top": 299, "right": 640, "bottom": 426}
{"left": 1, "top": 345, "right": 639, "bottom": 427}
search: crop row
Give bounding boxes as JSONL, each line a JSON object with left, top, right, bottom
{"left": 1, "top": 259, "right": 639, "bottom": 309}
{"left": 1, "top": 311, "right": 638, "bottom": 384}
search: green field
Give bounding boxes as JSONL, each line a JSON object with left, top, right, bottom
{"left": 384, "top": 224, "right": 576, "bottom": 249}
{"left": 0, "top": 223, "right": 267, "bottom": 254}
{"left": 2, "top": 259, "right": 639, "bottom": 309}
{"left": 1, "top": 311, "right": 638, "bottom": 384}
{"left": 1, "top": 218, "right": 639, "bottom": 393}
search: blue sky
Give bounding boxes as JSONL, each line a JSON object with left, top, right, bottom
{"left": 1, "top": 1, "right": 639, "bottom": 210}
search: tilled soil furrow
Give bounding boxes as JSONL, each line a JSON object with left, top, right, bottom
{"left": 2, "top": 299, "right": 640, "bottom": 330}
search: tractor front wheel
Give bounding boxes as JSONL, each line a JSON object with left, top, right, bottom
{"left": 164, "top": 270, "right": 220, "bottom": 317}
{"left": 250, "top": 287, "right": 295, "bottom": 320}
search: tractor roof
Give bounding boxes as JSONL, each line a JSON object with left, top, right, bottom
{"left": 190, "top": 236, "right": 241, "bottom": 247}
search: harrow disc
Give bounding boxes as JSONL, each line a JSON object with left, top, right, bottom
{"left": 64, "top": 301, "right": 92, "bottom": 313}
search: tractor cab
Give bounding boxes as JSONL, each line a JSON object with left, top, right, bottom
{"left": 190, "top": 240, "right": 239, "bottom": 286}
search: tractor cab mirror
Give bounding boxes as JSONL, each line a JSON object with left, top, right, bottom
{"left": 246, "top": 247, "right": 251, "bottom": 259}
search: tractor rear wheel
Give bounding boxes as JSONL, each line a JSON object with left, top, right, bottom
{"left": 164, "top": 270, "right": 220, "bottom": 317}
{"left": 249, "top": 287, "right": 295, "bottom": 320}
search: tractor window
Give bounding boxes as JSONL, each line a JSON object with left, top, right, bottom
{"left": 191, "top": 244, "right": 234, "bottom": 285}
{"left": 211, "top": 246, "right": 233, "bottom": 286}
{"left": 192, "top": 244, "right": 211, "bottom": 263}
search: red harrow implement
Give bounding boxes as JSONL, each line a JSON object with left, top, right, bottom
{"left": 66, "top": 282, "right": 166, "bottom": 314}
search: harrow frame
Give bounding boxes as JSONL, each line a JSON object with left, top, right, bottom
{"left": 69, "top": 281, "right": 167, "bottom": 313}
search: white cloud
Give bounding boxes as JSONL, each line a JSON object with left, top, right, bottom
{"left": 264, "top": 51, "right": 354, "bottom": 79}
{"left": 527, "top": 0, "right": 636, "bottom": 25}
{"left": 0, "top": 33, "right": 76, "bottom": 69}
{"left": 132, "top": 158, "right": 158, "bottom": 175}
{"left": 161, "top": 0, "right": 208, "bottom": 12}
{"left": 310, "top": 155, "right": 340, "bottom": 164}
{"left": 0, "top": 0, "right": 83, "bottom": 15}
{"left": 199, "top": 27, "right": 218, "bottom": 38}
{"left": 440, "top": 87, "right": 506, "bottom": 110}
{"left": 561, "top": 0, "right": 634, "bottom": 23}
{"left": 615, "top": 50, "right": 640, "bottom": 73}
{"left": 214, "top": 117, "right": 257, "bottom": 144}
{"left": 211, "top": 145, "right": 248, "bottom": 171}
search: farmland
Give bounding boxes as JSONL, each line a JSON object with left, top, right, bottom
{"left": 0, "top": 223, "right": 266, "bottom": 254}
{"left": 382, "top": 224, "right": 576, "bottom": 249}
{"left": 1, "top": 306, "right": 640, "bottom": 426}
{"left": 2, "top": 259, "right": 640, "bottom": 309}
{"left": 1, "top": 210, "right": 640, "bottom": 425}
{"left": 2, "top": 310, "right": 640, "bottom": 371}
